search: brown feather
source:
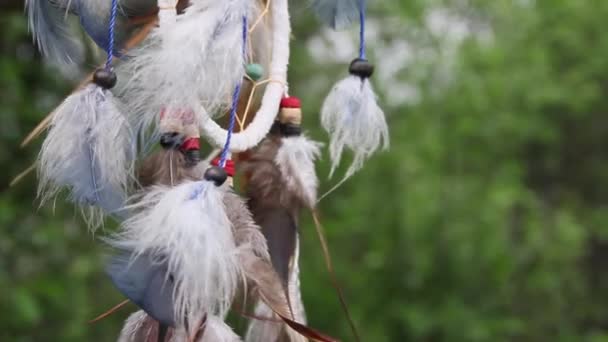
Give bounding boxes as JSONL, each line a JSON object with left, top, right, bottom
{"left": 240, "top": 136, "right": 305, "bottom": 212}
{"left": 137, "top": 149, "right": 203, "bottom": 188}
{"left": 239, "top": 135, "right": 303, "bottom": 286}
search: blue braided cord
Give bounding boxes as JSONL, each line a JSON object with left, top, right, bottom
{"left": 218, "top": 15, "right": 248, "bottom": 168}
{"left": 106, "top": 0, "right": 119, "bottom": 70}
{"left": 189, "top": 181, "right": 207, "bottom": 200}
{"left": 358, "top": 0, "right": 366, "bottom": 59}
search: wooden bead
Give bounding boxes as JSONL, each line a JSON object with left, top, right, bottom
{"left": 348, "top": 58, "right": 374, "bottom": 79}
{"left": 93, "top": 68, "right": 117, "bottom": 89}
{"left": 204, "top": 166, "right": 227, "bottom": 186}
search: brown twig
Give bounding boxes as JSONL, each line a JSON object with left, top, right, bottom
{"left": 9, "top": 163, "right": 36, "bottom": 187}
{"left": 88, "top": 299, "right": 131, "bottom": 324}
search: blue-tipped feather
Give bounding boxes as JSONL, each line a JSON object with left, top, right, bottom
{"left": 25, "top": 0, "right": 81, "bottom": 64}
{"left": 310, "top": 0, "right": 360, "bottom": 29}
{"left": 106, "top": 251, "right": 176, "bottom": 327}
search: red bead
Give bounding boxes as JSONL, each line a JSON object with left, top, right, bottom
{"left": 211, "top": 157, "right": 236, "bottom": 177}
{"left": 280, "top": 96, "right": 301, "bottom": 109}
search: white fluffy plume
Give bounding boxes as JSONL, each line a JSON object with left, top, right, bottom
{"left": 38, "top": 84, "right": 132, "bottom": 227}
{"left": 274, "top": 135, "right": 322, "bottom": 208}
{"left": 112, "top": 180, "right": 242, "bottom": 333}
{"left": 321, "top": 75, "right": 389, "bottom": 180}
{"left": 116, "top": 0, "right": 253, "bottom": 140}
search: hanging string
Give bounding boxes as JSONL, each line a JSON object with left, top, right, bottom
{"left": 106, "top": 0, "right": 119, "bottom": 70}
{"left": 218, "top": 15, "right": 249, "bottom": 168}
{"left": 358, "top": 0, "right": 366, "bottom": 60}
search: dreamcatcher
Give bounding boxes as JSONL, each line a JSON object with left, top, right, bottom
{"left": 22, "top": 0, "right": 388, "bottom": 340}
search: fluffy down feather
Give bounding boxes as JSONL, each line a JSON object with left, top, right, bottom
{"left": 310, "top": 0, "right": 360, "bottom": 29}
{"left": 111, "top": 180, "right": 242, "bottom": 334}
{"left": 26, "top": 0, "right": 81, "bottom": 64}
{"left": 199, "top": 316, "right": 242, "bottom": 342}
{"left": 275, "top": 135, "right": 322, "bottom": 209}
{"left": 116, "top": 0, "right": 253, "bottom": 142}
{"left": 37, "top": 84, "right": 132, "bottom": 227}
{"left": 321, "top": 75, "right": 389, "bottom": 180}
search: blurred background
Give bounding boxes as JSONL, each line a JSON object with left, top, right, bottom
{"left": 2, "top": 0, "right": 608, "bottom": 341}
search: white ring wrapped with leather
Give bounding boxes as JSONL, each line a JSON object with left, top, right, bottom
{"left": 157, "top": 0, "right": 177, "bottom": 24}
{"left": 199, "top": 0, "right": 290, "bottom": 151}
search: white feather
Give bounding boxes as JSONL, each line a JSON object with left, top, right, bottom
{"left": 117, "top": 310, "right": 148, "bottom": 342}
{"left": 274, "top": 135, "right": 322, "bottom": 208}
{"left": 321, "top": 75, "right": 389, "bottom": 180}
{"left": 116, "top": 0, "right": 252, "bottom": 142}
{"left": 26, "top": 0, "right": 82, "bottom": 64}
{"left": 38, "top": 84, "right": 133, "bottom": 228}
{"left": 245, "top": 302, "right": 282, "bottom": 342}
{"left": 198, "top": 316, "right": 242, "bottom": 342}
{"left": 112, "top": 180, "right": 242, "bottom": 334}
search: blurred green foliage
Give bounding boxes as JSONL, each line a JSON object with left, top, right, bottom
{"left": 2, "top": 0, "right": 608, "bottom": 341}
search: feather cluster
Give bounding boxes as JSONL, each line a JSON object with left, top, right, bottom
{"left": 116, "top": 0, "right": 253, "bottom": 140}
{"left": 37, "top": 84, "right": 132, "bottom": 227}
{"left": 321, "top": 75, "right": 389, "bottom": 180}
{"left": 111, "top": 180, "right": 242, "bottom": 333}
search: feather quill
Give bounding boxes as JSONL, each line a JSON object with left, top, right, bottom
{"left": 310, "top": 0, "right": 360, "bottom": 29}
{"left": 37, "top": 84, "right": 132, "bottom": 227}
{"left": 321, "top": 75, "right": 389, "bottom": 180}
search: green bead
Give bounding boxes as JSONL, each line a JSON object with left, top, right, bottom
{"left": 246, "top": 63, "right": 264, "bottom": 81}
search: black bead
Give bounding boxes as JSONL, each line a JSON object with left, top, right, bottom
{"left": 348, "top": 58, "right": 374, "bottom": 79}
{"left": 204, "top": 166, "right": 228, "bottom": 187}
{"left": 93, "top": 68, "right": 118, "bottom": 89}
{"left": 159, "top": 132, "right": 185, "bottom": 150}
{"left": 183, "top": 149, "right": 200, "bottom": 167}
{"left": 270, "top": 120, "right": 282, "bottom": 135}
{"left": 280, "top": 123, "right": 302, "bottom": 137}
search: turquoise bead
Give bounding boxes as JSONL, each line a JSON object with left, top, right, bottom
{"left": 246, "top": 63, "right": 264, "bottom": 81}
